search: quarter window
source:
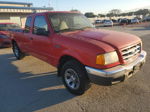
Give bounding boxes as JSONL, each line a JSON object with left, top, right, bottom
{"left": 24, "top": 16, "right": 32, "bottom": 33}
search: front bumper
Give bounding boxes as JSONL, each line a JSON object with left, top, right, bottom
{"left": 85, "top": 50, "right": 147, "bottom": 84}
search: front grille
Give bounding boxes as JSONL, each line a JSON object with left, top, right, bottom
{"left": 121, "top": 43, "right": 141, "bottom": 61}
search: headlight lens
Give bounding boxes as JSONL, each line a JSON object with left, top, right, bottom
{"left": 96, "top": 51, "right": 119, "bottom": 65}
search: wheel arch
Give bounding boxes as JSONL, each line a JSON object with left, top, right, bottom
{"left": 11, "top": 39, "right": 16, "bottom": 44}
{"left": 57, "top": 55, "right": 84, "bottom": 76}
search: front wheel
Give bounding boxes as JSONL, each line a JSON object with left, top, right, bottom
{"left": 12, "top": 42, "right": 25, "bottom": 60}
{"left": 61, "top": 60, "right": 90, "bottom": 95}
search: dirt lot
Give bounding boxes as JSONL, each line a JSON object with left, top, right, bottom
{"left": 0, "top": 25, "right": 150, "bottom": 112}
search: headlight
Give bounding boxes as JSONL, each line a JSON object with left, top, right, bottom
{"left": 96, "top": 51, "right": 119, "bottom": 65}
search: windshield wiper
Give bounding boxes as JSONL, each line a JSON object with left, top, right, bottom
{"left": 55, "top": 27, "right": 94, "bottom": 33}
{"left": 76, "top": 26, "right": 93, "bottom": 31}
{"left": 55, "top": 28, "right": 75, "bottom": 33}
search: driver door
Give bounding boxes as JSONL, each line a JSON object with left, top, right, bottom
{"left": 29, "top": 15, "right": 53, "bottom": 62}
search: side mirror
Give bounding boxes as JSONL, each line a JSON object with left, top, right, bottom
{"left": 36, "top": 28, "right": 49, "bottom": 36}
{"left": 19, "top": 29, "right": 24, "bottom": 33}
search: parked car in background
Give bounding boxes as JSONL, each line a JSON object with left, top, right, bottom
{"left": 136, "top": 18, "right": 142, "bottom": 23}
{"left": 118, "top": 18, "right": 122, "bottom": 23}
{"left": 95, "top": 20, "right": 102, "bottom": 24}
{"left": 103, "top": 20, "right": 113, "bottom": 27}
{"left": 111, "top": 19, "right": 117, "bottom": 23}
{"left": 119, "top": 19, "right": 128, "bottom": 25}
{"left": 143, "top": 17, "right": 150, "bottom": 22}
{"left": 102, "top": 19, "right": 107, "bottom": 23}
{"left": 0, "top": 23, "right": 21, "bottom": 48}
{"left": 131, "top": 18, "right": 139, "bottom": 24}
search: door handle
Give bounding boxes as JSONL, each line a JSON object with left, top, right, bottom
{"left": 29, "top": 37, "right": 33, "bottom": 40}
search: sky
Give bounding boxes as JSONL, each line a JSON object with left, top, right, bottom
{"left": 2, "top": 0, "right": 150, "bottom": 14}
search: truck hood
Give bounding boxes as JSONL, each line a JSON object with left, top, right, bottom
{"left": 61, "top": 28, "right": 141, "bottom": 49}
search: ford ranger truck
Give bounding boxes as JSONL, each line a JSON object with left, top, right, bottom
{"left": 11, "top": 12, "right": 147, "bottom": 95}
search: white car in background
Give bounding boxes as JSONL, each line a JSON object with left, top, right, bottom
{"left": 131, "top": 18, "right": 139, "bottom": 24}
{"left": 103, "top": 20, "right": 113, "bottom": 27}
{"left": 143, "top": 17, "right": 150, "bottom": 22}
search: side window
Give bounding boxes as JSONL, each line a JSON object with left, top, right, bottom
{"left": 33, "top": 16, "right": 49, "bottom": 36}
{"left": 24, "top": 16, "right": 32, "bottom": 33}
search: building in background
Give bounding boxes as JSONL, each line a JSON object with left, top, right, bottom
{"left": 0, "top": 1, "right": 53, "bottom": 27}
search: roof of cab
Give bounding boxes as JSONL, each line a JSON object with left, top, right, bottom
{"left": 28, "top": 11, "right": 81, "bottom": 16}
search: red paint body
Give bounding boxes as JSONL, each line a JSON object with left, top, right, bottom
{"left": 12, "top": 12, "right": 142, "bottom": 70}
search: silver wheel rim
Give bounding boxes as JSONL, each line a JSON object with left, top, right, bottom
{"left": 64, "top": 68, "right": 80, "bottom": 90}
{"left": 14, "top": 45, "right": 19, "bottom": 57}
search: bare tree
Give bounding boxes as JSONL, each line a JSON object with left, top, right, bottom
{"left": 109, "top": 9, "right": 121, "bottom": 16}
{"left": 84, "top": 12, "right": 96, "bottom": 18}
{"left": 70, "top": 9, "right": 80, "bottom": 12}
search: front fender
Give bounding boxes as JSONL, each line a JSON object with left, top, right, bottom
{"left": 59, "top": 49, "right": 87, "bottom": 65}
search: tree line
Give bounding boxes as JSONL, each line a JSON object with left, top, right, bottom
{"left": 83, "top": 9, "right": 150, "bottom": 18}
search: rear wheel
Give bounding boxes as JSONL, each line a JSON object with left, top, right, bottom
{"left": 61, "top": 60, "right": 90, "bottom": 95}
{"left": 12, "top": 42, "right": 25, "bottom": 60}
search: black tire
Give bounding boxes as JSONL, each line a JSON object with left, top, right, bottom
{"left": 12, "top": 42, "right": 25, "bottom": 60}
{"left": 60, "top": 60, "right": 90, "bottom": 95}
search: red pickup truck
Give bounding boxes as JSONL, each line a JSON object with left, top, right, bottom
{"left": 11, "top": 11, "right": 147, "bottom": 95}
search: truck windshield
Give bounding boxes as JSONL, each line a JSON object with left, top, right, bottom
{"left": 49, "top": 13, "right": 94, "bottom": 33}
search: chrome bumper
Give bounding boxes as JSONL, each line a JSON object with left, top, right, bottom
{"left": 85, "top": 51, "right": 147, "bottom": 80}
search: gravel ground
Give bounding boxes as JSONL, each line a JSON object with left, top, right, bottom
{"left": 0, "top": 25, "right": 150, "bottom": 112}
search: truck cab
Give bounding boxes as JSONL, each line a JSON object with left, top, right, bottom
{"left": 12, "top": 11, "right": 147, "bottom": 95}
